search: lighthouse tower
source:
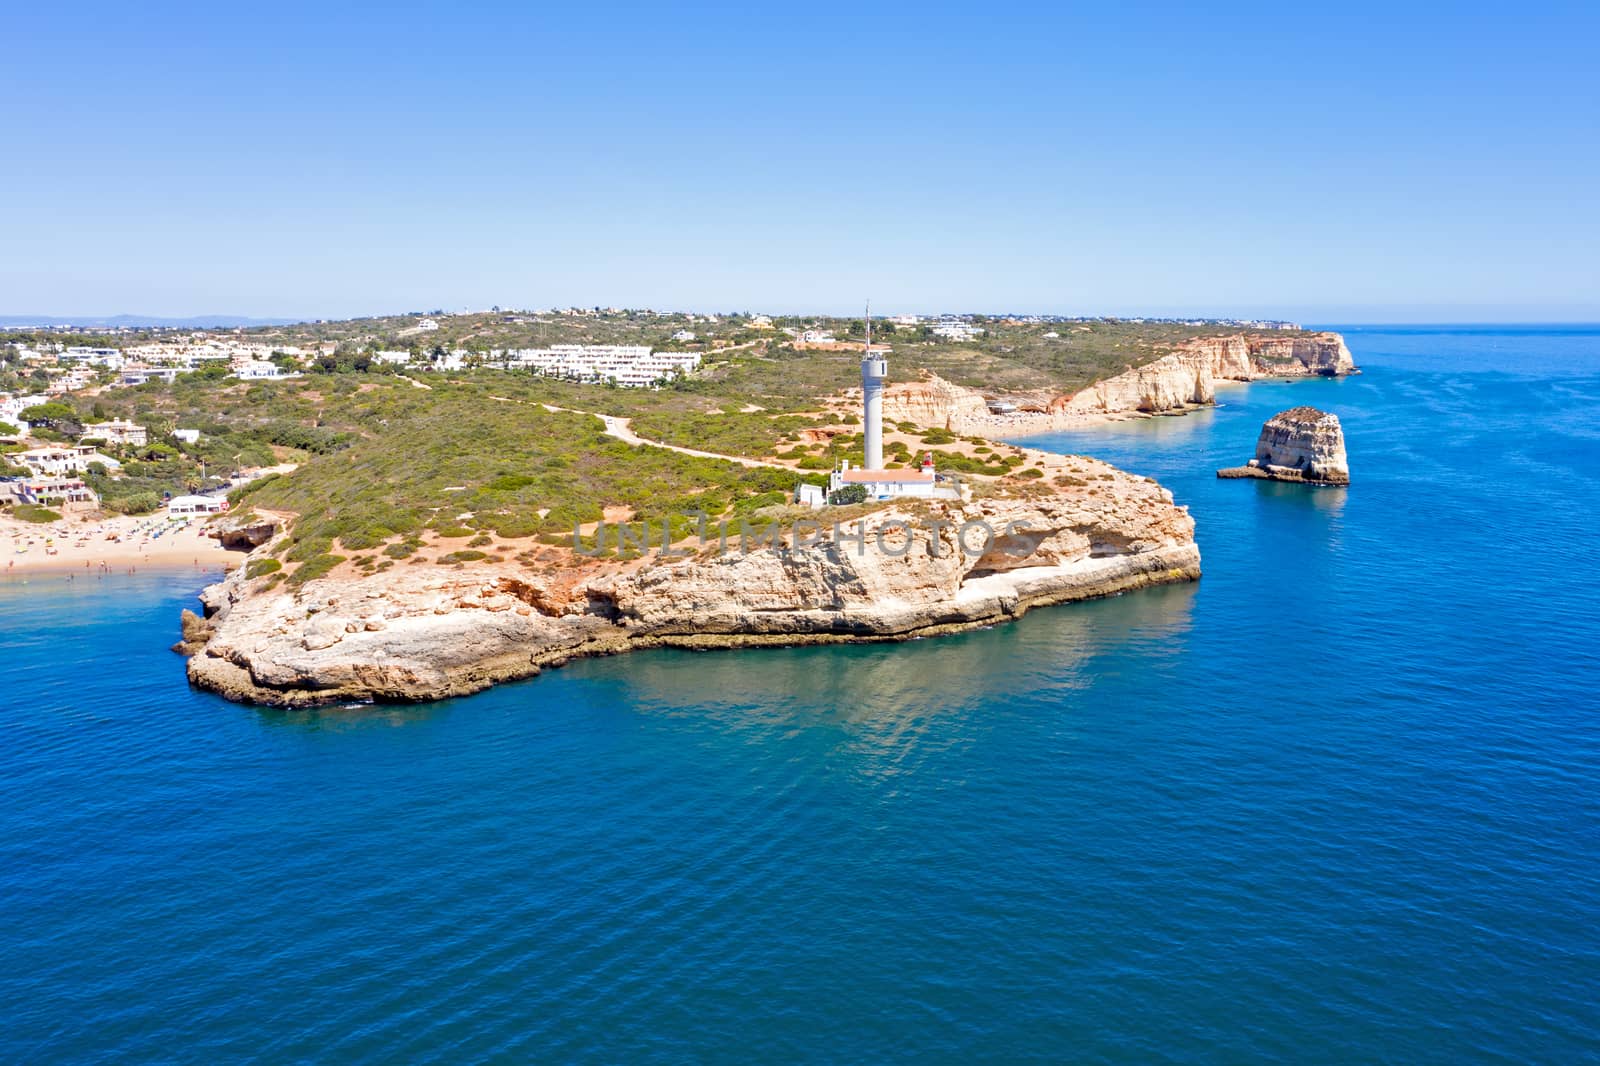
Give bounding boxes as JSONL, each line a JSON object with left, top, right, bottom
{"left": 861, "top": 307, "right": 886, "bottom": 470}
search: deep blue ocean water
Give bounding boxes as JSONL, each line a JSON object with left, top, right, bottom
{"left": 3, "top": 326, "right": 1598, "bottom": 1063}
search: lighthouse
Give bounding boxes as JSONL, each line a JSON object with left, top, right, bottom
{"left": 861, "top": 309, "right": 886, "bottom": 470}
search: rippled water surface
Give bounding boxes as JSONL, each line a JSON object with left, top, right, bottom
{"left": 3, "top": 326, "right": 1598, "bottom": 1062}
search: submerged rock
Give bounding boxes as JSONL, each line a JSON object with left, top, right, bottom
{"left": 1218, "top": 406, "right": 1350, "bottom": 485}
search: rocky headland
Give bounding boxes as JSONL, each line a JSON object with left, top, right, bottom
{"left": 1218, "top": 406, "right": 1350, "bottom": 485}
{"left": 887, "top": 331, "right": 1357, "bottom": 436}
{"left": 184, "top": 454, "right": 1200, "bottom": 707}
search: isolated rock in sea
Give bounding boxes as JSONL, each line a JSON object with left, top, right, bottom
{"left": 1218, "top": 406, "right": 1350, "bottom": 484}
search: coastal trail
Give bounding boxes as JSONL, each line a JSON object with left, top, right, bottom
{"left": 495, "top": 397, "right": 795, "bottom": 470}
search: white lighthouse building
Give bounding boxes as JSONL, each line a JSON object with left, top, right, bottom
{"left": 861, "top": 325, "right": 887, "bottom": 471}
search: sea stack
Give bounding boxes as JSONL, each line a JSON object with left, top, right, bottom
{"left": 1218, "top": 406, "right": 1350, "bottom": 485}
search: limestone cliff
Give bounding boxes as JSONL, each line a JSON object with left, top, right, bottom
{"left": 881, "top": 332, "right": 1356, "bottom": 436}
{"left": 1054, "top": 347, "right": 1215, "bottom": 417}
{"left": 1218, "top": 406, "right": 1350, "bottom": 484}
{"left": 880, "top": 375, "right": 991, "bottom": 431}
{"left": 185, "top": 457, "right": 1200, "bottom": 707}
{"left": 1057, "top": 332, "right": 1356, "bottom": 417}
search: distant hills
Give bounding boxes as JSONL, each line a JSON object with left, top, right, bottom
{"left": 0, "top": 313, "right": 299, "bottom": 329}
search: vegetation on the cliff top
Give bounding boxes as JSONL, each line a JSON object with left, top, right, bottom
{"left": 39, "top": 313, "right": 1307, "bottom": 568}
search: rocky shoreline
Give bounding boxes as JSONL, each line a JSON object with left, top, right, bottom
{"left": 184, "top": 456, "right": 1201, "bottom": 707}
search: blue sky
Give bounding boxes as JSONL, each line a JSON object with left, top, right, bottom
{"left": 4, "top": 2, "right": 1596, "bottom": 321}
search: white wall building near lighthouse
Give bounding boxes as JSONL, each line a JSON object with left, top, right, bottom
{"left": 828, "top": 456, "right": 947, "bottom": 501}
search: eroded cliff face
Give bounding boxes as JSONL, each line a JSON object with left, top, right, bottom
{"left": 878, "top": 332, "right": 1356, "bottom": 435}
{"left": 185, "top": 458, "right": 1200, "bottom": 707}
{"left": 1058, "top": 332, "right": 1356, "bottom": 417}
{"left": 1054, "top": 348, "right": 1216, "bottom": 417}
{"left": 880, "top": 376, "right": 992, "bottom": 430}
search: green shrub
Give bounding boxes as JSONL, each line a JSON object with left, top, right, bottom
{"left": 286, "top": 536, "right": 333, "bottom": 562}
{"left": 484, "top": 511, "right": 542, "bottom": 539}
{"left": 288, "top": 554, "right": 344, "bottom": 586}
{"left": 439, "top": 549, "right": 487, "bottom": 564}
{"left": 106, "top": 492, "right": 162, "bottom": 515}
{"left": 245, "top": 557, "right": 283, "bottom": 579}
{"left": 828, "top": 484, "right": 868, "bottom": 506}
{"left": 732, "top": 490, "right": 788, "bottom": 514}
{"left": 13, "top": 504, "right": 61, "bottom": 523}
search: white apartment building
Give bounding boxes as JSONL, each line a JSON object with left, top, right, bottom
{"left": 930, "top": 318, "right": 985, "bottom": 342}
{"left": 118, "top": 366, "right": 182, "bottom": 386}
{"left": 505, "top": 345, "right": 700, "bottom": 388}
{"left": 10, "top": 475, "right": 99, "bottom": 509}
{"left": 59, "top": 347, "right": 125, "bottom": 368}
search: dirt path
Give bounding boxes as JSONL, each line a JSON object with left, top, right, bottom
{"left": 532, "top": 403, "right": 792, "bottom": 470}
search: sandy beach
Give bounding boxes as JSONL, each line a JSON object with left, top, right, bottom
{"left": 1, "top": 512, "right": 240, "bottom": 575}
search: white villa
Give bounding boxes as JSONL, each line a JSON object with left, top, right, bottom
{"left": 15, "top": 445, "right": 120, "bottom": 477}
{"left": 82, "top": 419, "right": 148, "bottom": 447}
{"left": 232, "top": 360, "right": 298, "bottom": 380}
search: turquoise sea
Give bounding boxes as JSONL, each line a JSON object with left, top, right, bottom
{"left": 3, "top": 326, "right": 1598, "bottom": 1063}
